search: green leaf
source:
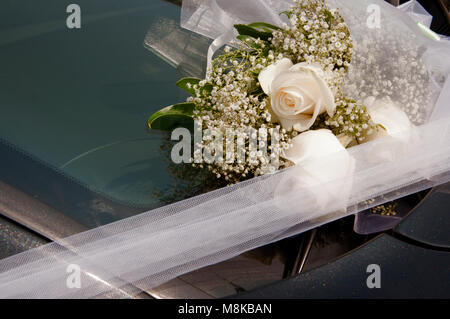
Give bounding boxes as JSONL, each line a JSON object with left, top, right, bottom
{"left": 324, "top": 9, "right": 333, "bottom": 24}
{"left": 280, "top": 11, "right": 293, "bottom": 19}
{"left": 234, "top": 24, "right": 273, "bottom": 41}
{"left": 236, "top": 35, "right": 262, "bottom": 49}
{"left": 201, "top": 83, "right": 213, "bottom": 96}
{"left": 176, "top": 77, "right": 213, "bottom": 97}
{"left": 247, "top": 22, "right": 281, "bottom": 32}
{"left": 262, "top": 45, "right": 271, "bottom": 57}
{"left": 148, "top": 102, "right": 195, "bottom": 131}
{"left": 176, "top": 77, "right": 201, "bottom": 96}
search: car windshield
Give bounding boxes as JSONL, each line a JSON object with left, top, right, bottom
{"left": 0, "top": 0, "right": 195, "bottom": 228}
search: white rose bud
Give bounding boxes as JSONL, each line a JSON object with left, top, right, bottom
{"left": 258, "top": 58, "right": 336, "bottom": 132}
{"left": 282, "top": 129, "right": 352, "bottom": 173}
{"left": 364, "top": 97, "right": 412, "bottom": 143}
{"left": 362, "top": 97, "right": 413, "bottom": 162}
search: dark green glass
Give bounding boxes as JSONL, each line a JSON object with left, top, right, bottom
{"left": 0, "top": 0, "right": 200, "bottom": 227}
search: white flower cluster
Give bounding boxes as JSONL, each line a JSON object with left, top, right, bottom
{"left": 314, "top": 96, "right": 377, "bottom": 143}
{"left": 270, "top": 0, "right": 353, "bottom": 89}
{"left": 343, "top": 35, "right": 432, "bottom": 125}
{"left": 189, "top": 47, "right": 293, "bottom": 183}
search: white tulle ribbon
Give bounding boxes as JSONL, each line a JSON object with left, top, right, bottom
{"left": 1, "top": 116, "right": 450, "bottom": 298}
{"left": 1, "top": 0, "right": 450, "bottom": 299}
{"left": 206, "top": 30, "right": 236, "bottom": 75}
{"left": 181, "top": 0, "right": 289, "bottom": 71}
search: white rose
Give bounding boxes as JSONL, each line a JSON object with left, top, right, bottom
{"left": 258, "top": 58, "right": 335, "bottom": 132}
{"left": 275, "top": 129, "right": 354, "bottom": 214}
{"left": 283, "top": 129, "right": 351, "bottom": 171}
{"left": 364, "top": 97, "right": 412, "bottom": 143}
{"left": 361, "top": 97, "right": 413, "bottom": 162}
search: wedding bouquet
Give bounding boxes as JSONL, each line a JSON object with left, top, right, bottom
{"left": 1, "top": 0, "right": 449, "bottom": 298}
{"left": 149, "top": 0, "right": 377, "bottom": 182}
{"left": 148, "top": 0, "right": 448, "bottom": 227}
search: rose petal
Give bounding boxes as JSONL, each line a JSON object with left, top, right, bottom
{"left": 258, "top": 58, "right": 293, "bottom": 95}
{"left": 282, "top": 128, "right": 346, "bottom": 164}
{"left": 310, "top": 70, "right": 335, "bottom": 116}
{"left": 278, "top": 117, "right": 302, "bottom": 131}
{"left": 292, "top": 97, "right": 323, "bottom": 132}
{"left": 289, "top": 62, "right": 323, "bottom": 76}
